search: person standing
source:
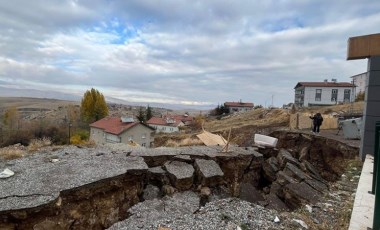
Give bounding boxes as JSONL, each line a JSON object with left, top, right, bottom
{"left": 310, "top": 113, "right": 323, "bottom": 134}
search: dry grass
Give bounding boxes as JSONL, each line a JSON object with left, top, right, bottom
{"left": 27, "top": 137, "right": 52, "bottom": 152}
{"left": 0, "top": 148, "right": 25, "bottom": 160}
{"left": 165, "top": 137, "right": 204, "bottom": 147}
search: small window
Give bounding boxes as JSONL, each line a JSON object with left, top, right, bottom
{"left": 141, "top": 143, "right": 146, "bottom": 147}
{"left": 331, "top": 89, "right": 338, "bottom": 102}
{"left": 315, "top": 89, "right": 322, "bottom": 101}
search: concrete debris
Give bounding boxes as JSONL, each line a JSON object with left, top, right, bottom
{"left": 196, "top": 130, "right": 227, "bottom": 146}
{"left": 0, "top": 168, "right": 14, "bottom": 179}
{"left": 305, "top": 204, "right": 313, "bottom": 213}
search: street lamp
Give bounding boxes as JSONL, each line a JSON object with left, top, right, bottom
{"left": 68, "top": 123, "right": 72, "bottom": 144}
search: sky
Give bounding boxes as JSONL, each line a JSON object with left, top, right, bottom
{"left": 0, "top": 0, "right": 379, "bottom": 109}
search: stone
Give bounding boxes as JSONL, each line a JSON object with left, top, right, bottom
{"left": 262, "top": 157, "right": 279, "bottom": 182}
{"left": 283, "top": 162, "right": 309, "bottom": 182}
{"left": 291, "top": 219, "right": 309, "bottom": 229}
{"left": 147, "top": 166, "right": 170, "bottom": 186}
{"left": 299, "top": 146, "right": 309, "bottom": 161}
{"left": 276, "top": 171, "right": 297, "bottom": 186}
{"left": 266, "top": 193, "right": 289, "bottom": 211}
{"left": 173, "top": 155, "right": 193, "bottom": 163}
{"left": 304, "top": 179, "right": 328, "bottom": 193}
{"left": 164, "top": 161, "right": 194, "bottom": 190}
{"left": 194, "top": 159, "right": 224, "bottom": 187}
{"left": 277, "top": 149, "right": 301, "bottom": 169}
{"left": 142, "top": 184, "right": 160, "bottom": 200}
{"left": 162, "top": 185, "right": 176, "bottom": 196}
{"left": 200, "top": 187, "right": 212, "bottom": 206}
{"left": 283, "top": 182, "right": 321, "bottom": 209}
{"left": 239, "top": 183, "right": 265, "bottom": 204}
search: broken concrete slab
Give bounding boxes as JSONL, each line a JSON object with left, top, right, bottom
{"left": 194, "top": 159, "right": 224, "bottom": 187}
{"left": 0, "top": 146, "right": 148, "bottom": 212}
{"left": 262, "top": 157, "right": 279, "bottom": 182}
{"left": 276, "top": 171, "right": 298, "bottom": 186}
{"left": 283, "top": 162, "right": 309, "bottom": 182}
{"left": 277, "top": 149, "right": 301, "bottom": 169}
{"left": 283, "top": 182, "right": 321, "bottom": 209}
{"left": 164, "top": 161, "right": 194, "bottom": 190}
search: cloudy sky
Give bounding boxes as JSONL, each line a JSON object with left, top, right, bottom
{"left": 0, "top": 1, "right": 379, "bottom": 109}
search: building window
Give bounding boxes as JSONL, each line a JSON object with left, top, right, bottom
{"left": 344, "top": 89, "right": 351, "bottom": 102}
{"left": 128, "top": 135, "right": 133, "bottom": 141}
{"left": 141, "top": 143, "right": 146, "bottom": 147}
{"left": 331, "top": 89, "right": 338, "bottom": 102}
{"left": 315, "top": 89, "right": 322, "bottom": 101}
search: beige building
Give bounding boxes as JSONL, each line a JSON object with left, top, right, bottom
{"left": 224, "top": 101, "right": 254, "bottom": 113}
{"left": 90, "top": 117, "right": 155, "bottom": 147}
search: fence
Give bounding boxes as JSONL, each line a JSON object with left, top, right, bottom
{"left": 289, "top": 113, "right": 338, "bottom": 130}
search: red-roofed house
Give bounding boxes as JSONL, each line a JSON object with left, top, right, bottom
{"left": 90, "top": 117, "right": 154, "bottom": 147}
{"left": 224, "top": 101, "right": 254, "bottom": 113}
{"left": 294, "top": 80, "right": 355, "bottom": 107}
{"left": 146, "top": 116, "right": 184, "bottom": 133}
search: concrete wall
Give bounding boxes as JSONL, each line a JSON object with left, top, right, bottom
{"left": 360, "top": 56, "right": 380, "bottom": 160}
{"left": 303, "top": 86, "right": 353, "bottom": 106}
{"left": 352, "top": 72, "right": 368, "bottom": 96}
{"left": 119, "top": 125, "right": 154, "bottom": 147}
{"left": 90, "top": 127, "right": 106, "bottom": 144}
{"left": 91, "top": 125, "right": 154, "bottom": 147}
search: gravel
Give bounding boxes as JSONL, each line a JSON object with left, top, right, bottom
{"left": 108, "top": 196, "right": 289, "bottom": 230}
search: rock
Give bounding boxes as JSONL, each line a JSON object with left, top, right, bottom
{"left": 239, "top": 183, "right": 265, "bottom": 204}
{"left": 283, "top": 162, "right": 309, "bottom": 182}
{"left": 274, "top": 216, "right": 280, "bottom": 223}
{"left": 147, "top": 166, "right": 170, "bottom": 186}
{"left": 291, "top": 219, "right": 309, "bottom": 229}
{"left": 305, "top": 204, "right": 313, "bottom": 213}
{"left": 304, "top": 179, "right": 328, "bottom": 193}
{"left": 266, "top": 193, "right": 289, "bottom": 211}
{"left": 262, "top": 157, "right": 279, "bottom": 182}
{"left": 276, "top": 171, "right": 297, "bottom": 186}
{"left": 33, "top": 219, "right": 64, "bottom": 230}
{"left": 194, "top": 159, "right": 224, "bottom": 187}
{"left": 200, "top": 187, "right": 211, "bottom": 197}
{"left": 283, "top": 182, "right": 321, "bottom": 209}
{"left": 173, "top": 155, "right": 193, "bottom": 163}
{"left": 162, "top": 185, "right": 176, "bottom": 196}
{"left": 299, "top": 146, "right": 309, "bottom": 161}
{"left": 277, "top": 149, "right": 300, "bottom": 169}
{"left": 142, "top": 185, "right": 160, "bottom": 200}
{"left": 164, "top": 161, "right": 194, "bottom": 190}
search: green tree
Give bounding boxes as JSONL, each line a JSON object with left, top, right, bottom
{"left": 146, "top": 105, "right": 153, "bottom": 121}
{"left": 80, "top": 88, "right": 108, "bottom": 123}
{"left": 136, "top": 107, "right": 146, "bottom": 123}
{"left": 2, "top": 107, "right": 19, "bottom": 130}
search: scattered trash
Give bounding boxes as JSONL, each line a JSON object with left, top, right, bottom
{"left": 305, "top": 204, "right": 313, "bottom": 213}
{"left": 274, "top": 216, "right": 280, "bottom": 223}
{"left": 0, "top": 168, "right": 15, "bottom": 178}
{"left": 50, "top": 159, "right": 59, "bottom": 163}
{"left": 254, "top": 134, "right": 278, "bottom": 148}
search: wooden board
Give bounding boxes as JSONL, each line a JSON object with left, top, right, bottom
{"left": 196, "top": 131, "right": 227, "bottom": 146}
{"left": 347, "top": 33, "right": 380, "bottom": 60}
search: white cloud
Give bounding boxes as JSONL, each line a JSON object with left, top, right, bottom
{"left": 0, "top": 0, "right": 379, "bottom": 108}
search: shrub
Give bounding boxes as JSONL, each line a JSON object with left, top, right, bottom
{"left": 0, "top": 148, "right": 24, "bottom": 160}
{"left": 28, "top": 137, "right": 52, "bottom": 152}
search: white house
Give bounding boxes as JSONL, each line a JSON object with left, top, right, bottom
{"left": 90, "top": 117, "right": 155, "bottom": 147}
{"left": 294, "top": 80, "right": 355, "bottom": 107}
{"left": 224, "top": 101, "right": 254, "bottom": 113}
{"left": 351, "top": 72, "right": 368, "bottom": 97}
{"left": 146, "top": 117, "right": 184, "bottom": 133}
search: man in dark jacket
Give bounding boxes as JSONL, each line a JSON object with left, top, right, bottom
{"left": 310, "top": 113, "right": 323, "bottom": 134}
